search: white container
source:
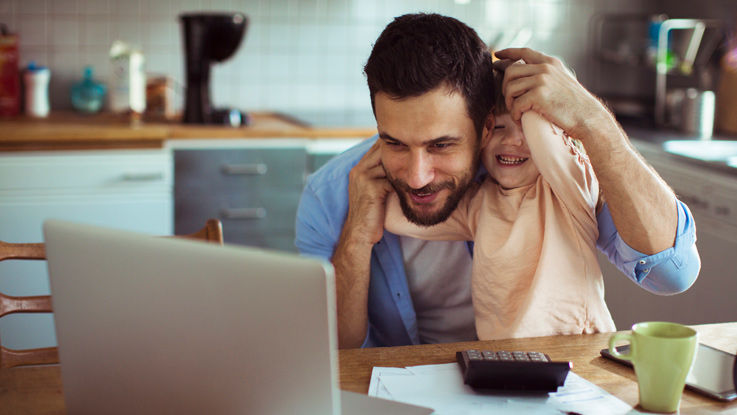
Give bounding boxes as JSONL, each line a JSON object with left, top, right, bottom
{"left": 109, "top": 41, "right": 146, "bottom": 114}
{"left": 23, "top": 65, "right": 50, "bottom": 118}
{"left": 682, "top": 88, "right": 715, "bottom": 139}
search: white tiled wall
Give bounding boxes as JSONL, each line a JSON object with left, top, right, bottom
{"left": 1, "top": 0, "right": 660, "bottom": 116}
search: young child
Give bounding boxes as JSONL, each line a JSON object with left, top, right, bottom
{"left": 384, "top": 73, "right": 616, "bottom": 340}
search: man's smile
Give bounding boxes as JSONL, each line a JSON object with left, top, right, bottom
{"left": 408, "top": 188, "right": 441, "bottom": 205}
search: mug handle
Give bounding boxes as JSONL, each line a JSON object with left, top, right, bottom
{"left": 609, "top": 332, "right": 635, "bottom": 361}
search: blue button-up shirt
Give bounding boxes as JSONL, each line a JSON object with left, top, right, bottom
{"left": 295, "top": 136, "right": 700, "bottom": 347}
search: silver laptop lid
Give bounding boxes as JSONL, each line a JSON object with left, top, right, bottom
{"left": 44, "top": 220, "right": 339, "bottom": 414}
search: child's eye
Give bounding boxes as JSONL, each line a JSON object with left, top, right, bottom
{"left": 494, "top": 125, "right": 506, "bottom": 130}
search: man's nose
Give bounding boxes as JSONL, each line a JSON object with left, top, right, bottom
{"left": 406, "top": 151, "right": 435, "bottom": 189}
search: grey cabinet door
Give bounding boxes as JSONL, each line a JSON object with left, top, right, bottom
{"left": 175, "top": 147, "right": 307, "bottom": 252}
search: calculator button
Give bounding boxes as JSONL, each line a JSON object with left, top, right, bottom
{"left": 467, "top": 350, "right": 483, "bottom": 360}
{"left": 512, "top": 352, "right": 530, "bottom": 361}
{"left": 482, "top": 351, "right": 498, "bottom": 360}
{"left": 528, "top": 352, "right": 548, "bottom": 362}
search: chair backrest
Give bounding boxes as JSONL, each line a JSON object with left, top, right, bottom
{"left": 179, "top": 219, "right": 224, "bottom": 245}
{"left": 0, "top": 219, "right": 224, "bottom": 369}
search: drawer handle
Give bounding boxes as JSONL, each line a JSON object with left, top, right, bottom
{"left": 221, "top": 207, "right": 266, "bottom": 220}
{"left": 121, "top": 172, "right": 165, "bottom": 182}
{"left": 221, "top": 163, "right": 268, "bottom": 176}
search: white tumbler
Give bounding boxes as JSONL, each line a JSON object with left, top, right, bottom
{"left": 23, "top": 64, "right": 50, "bottom": 118}
{"left": 682, "top": 88, "right": 715, "bottom": 139}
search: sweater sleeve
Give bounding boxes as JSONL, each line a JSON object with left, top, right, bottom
{"left": 521, "top": 111, "right": 598, "bottom": 224}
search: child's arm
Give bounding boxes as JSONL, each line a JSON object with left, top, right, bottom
{"left": 384, "top": 186, "right": 476, "bottom": 241}
{"left": 521, "top": 111, "right": 598, "bottom": 216}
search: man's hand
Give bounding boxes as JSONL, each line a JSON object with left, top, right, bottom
{"left": 495, "top": 48, "right": 611, "bottom": 142}
{"left": 332, "top": 140, "right": 393, "bottom": 348}
{"left": 343, "top": 141, "right": 394, "bottom": 247}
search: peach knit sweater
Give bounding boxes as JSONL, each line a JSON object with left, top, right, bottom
{"left": 385, "top": 112, "right": 616, "bottom": 340}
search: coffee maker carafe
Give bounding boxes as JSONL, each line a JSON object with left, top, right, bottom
{"left": 180, "top": 12, "right": 248, "bottom": 125}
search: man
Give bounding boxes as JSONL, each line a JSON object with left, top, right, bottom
{"left": 296, "top": 14, "right": 700, "bottom": 348}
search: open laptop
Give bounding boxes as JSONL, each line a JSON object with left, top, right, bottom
{"left": 44, "top": 220, "right": 431, "bottom": 415}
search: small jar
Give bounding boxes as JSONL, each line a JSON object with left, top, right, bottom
{"left": 71, "top": 66, "right": 106, "bottom": 114}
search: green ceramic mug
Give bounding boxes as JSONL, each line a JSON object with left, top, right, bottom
{"left": 609, "top": 322, "right": 698, "bottom": 413}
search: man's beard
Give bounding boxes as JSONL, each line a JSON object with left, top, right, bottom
{"left": 385, "top": 167, "right": 476, "bottom": 227}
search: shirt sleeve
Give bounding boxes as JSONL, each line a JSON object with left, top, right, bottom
{"left": 295, "top": 181, "right": 338, "bottom": 261}
{"left": 384, "top": 185, "right": 476, "bottom": 240}
{"left": 295, "top": 136, "right": 375, "bottom": 261}
{"left": 521, "top": 111, "right": 598, "bottom": 225}
{"left": 596, "top": 199, "right": 700, "bottom": 294}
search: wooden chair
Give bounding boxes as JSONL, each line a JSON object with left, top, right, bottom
{"left": 0, "top": 219, "right": 224, "bottom": 369}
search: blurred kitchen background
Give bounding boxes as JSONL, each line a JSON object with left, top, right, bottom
{"left": 2, "top": 0, "right": 737, "bottom": 348}
{"left": 0, "top": 0, "right": 733, "bottom": 125}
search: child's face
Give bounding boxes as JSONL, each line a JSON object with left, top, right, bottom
{"left": 482, "top": 114, "right": 540, "bottom": 190}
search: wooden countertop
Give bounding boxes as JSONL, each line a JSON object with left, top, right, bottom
{"left": 0, "top": 112, "right": 377, "bottom": 151}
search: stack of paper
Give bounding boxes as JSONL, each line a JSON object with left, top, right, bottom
{"left": 369, "top": 363, "right": 641, "bottom": 414}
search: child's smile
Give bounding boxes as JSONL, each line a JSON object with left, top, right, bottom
{"left": 496, "top": 154, "right": 529, "bottom": 166}
{"left": 483, "top": 114, "right": 539, "bottom": 189}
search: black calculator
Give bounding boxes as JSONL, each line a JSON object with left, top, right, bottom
{"left": 456, "top": 349, "right": 571, "bottom": 392}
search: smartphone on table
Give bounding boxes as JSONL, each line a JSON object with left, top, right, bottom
{"left": 601, "top": 343, "right": 737, "bottom": 402}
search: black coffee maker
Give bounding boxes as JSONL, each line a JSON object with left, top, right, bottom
{"left": 180, "top": 12, "right": 248, "bottom": 126}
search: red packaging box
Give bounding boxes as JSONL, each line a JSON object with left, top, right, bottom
{"left": 0, "top": 33, "right": 20, "bottom": 117}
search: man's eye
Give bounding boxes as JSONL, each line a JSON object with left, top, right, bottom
{"left": 432, "top": 142, "right": 451, "bottom": 149}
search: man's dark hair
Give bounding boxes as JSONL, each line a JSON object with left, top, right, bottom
{"left": 364, "top": 13, "right": 496, "bottom": 136}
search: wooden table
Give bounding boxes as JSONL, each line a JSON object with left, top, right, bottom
{"left": 340, "top": 323, "right": 737, "bottom": 414}
{"left": 3, "top": 323, "right": 737, "bottom": 414}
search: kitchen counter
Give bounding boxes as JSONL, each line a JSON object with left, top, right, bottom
{"left": 4, "top": 112, "right": 735, "bottom": 177}
{"left": 622, "top": 122, "right": 737, "bottom": 177}
{"left": 0, "top": 111, "right": 377, "bottom": 151}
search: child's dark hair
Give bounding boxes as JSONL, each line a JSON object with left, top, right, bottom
{"left": 364, "top": 13, "right": 495, "bottom": 137}
{"left": 491, "top": 65, "right": 508, "bottom": 116}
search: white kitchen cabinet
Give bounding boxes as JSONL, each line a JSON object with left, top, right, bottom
{"left": 0, "top": 149, "right": 173, "bottom": 349}
{"left": 601, "top": 142, "right": 737, "bottom": 329}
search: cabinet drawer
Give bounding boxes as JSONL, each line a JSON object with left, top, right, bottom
{"left": 0, "top": 150, "right": 172, "bottom": 191}
{"left": 177, "top": 227, "right": 296, "bottom": 252}
{"left": 176, "top": 216, "right": 296, "bottom": 251}
{"left": 175, "top": 192, "right": 300, "bottom": 234}
{"left": 222, "top": 230, "right": 296, "bottom": 252}
{"left": 174, "top": 148, "right": 307, "bottom": 192}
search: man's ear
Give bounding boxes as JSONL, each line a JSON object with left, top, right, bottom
{"left": 480, "top": 112, "right": 495, "bottom": 149}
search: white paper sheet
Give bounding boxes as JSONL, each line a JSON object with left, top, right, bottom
{"left": 369, "top": 363, "right": 642, "bottom": 415}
